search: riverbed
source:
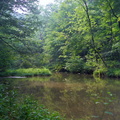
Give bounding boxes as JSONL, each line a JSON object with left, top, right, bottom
{"left": 1, "top": 72, "right": 120, "bottom": 120}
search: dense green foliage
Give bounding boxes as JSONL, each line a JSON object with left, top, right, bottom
{"left": 1, "top": 0, "right": 120, "bottom": 119}
{"left": 0, "top": 83, "right": 63, "bottom": 120}
{"left": 0, "top": 68, "right": 52, "bottom": 77}
{"left": 41, "top": 0, "right": 120, "bottom": 76}
{"left": 0, "top": 0, "right": 42, "bottom": 71}
{"left": 9, "top": 68, "right": 52, "bottom": 76}
{"left": 0, "top": 0, "right": 120, "bottom": 77}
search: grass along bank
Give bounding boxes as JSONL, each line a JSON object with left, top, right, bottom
{"left": 0, "top": 68, "right": 52, "bottom": 77}
{"left": 93, "top": 68, "right": 120, "bottom": 78}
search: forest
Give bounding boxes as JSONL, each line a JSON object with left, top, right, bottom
{"left": 0, "top": 0, "right": 120, "bottom": 76}
{"left": 0, "top": 0, "right": 120, "bottom": 120}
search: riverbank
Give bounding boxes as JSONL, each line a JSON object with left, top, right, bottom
{"left": 0, "top": 67, "right": 120, "bottom": 78}
{"left": 0, "top": 68, "right": 52, "bottom": 77}
{"left": 93, "top": 68, "right": 120, "bottom": 78}
{"left": 58, "top": 67, "right": 120, "bottom": 78}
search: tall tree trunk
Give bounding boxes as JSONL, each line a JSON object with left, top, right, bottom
{"left": 82, "top": 0, "right": 108, "bottom": 67}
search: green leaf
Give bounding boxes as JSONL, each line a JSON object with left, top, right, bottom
{"left": 95, "top": 102, "right": 100, "bottom": 104}
{"left": 92, "top": 115, "right": 99, "bottom": 118}
{"left": 104, "top": 102, "right": 109, "bottom": 105}
{"left": 105, "top": 111, "right": 113, "bottom": 115}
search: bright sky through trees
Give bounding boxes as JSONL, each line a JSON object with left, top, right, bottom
{"left": 39, "top": 0, "right": 55, "bottom": 6}
{"left": 16, "top": 0, "right": 55, "bottom": 13}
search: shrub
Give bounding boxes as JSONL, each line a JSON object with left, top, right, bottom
{"left": 0, "top": 68, "right": 52, "bottom": 77}
{"left": 106, "top": 68, "right": 120, "bottom": 78}
{"left": 83, "top": 65, "right": 94, "bottom": 74}
{"left": 107, "top": 61, "right": 120, "bottom": 68}
{"left": 93, "top": 68, "right": 107, "bottom": 77}
{"left": 93, "top": 67, "right": 120, "bottom": 78}
{"left": 0, "top": 84, "right": 64, "bottom": 120}
{"left": 65, "top": 56, "right": 84, "bottom": 73}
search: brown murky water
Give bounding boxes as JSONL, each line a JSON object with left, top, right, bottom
{"left": 2, "top": 73, "right": 120, "bottom": 120}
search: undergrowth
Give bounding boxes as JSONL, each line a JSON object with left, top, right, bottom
{"left": 93, "top": 68, "right": 120, "bottom": 78}
{"left": 0, "top": 68, "right": 52, "bottom": 77}
{"left": 0, "top": 83, "right": 64, "bottom": 120}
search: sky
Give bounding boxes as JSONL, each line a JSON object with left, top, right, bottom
{"left": 39, "top": 0, "right": 55, "bottom": 6}
{"left": 15, "top": 0, "right": 55, "bottom": 13}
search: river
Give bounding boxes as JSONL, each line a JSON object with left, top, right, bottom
{"left": 1, "top": 72, "right": 120, "bottom": 120}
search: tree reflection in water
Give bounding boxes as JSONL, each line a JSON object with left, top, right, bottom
{"left": 7, "top": 73, "right": 120, "bottom": 120}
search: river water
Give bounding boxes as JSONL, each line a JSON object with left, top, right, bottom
{"left": 1, "top": 73, "right": 120, "bottom": 120}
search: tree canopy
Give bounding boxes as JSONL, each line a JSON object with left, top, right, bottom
{"left": 0, "top": 0, "right": 120, "bottom": 77}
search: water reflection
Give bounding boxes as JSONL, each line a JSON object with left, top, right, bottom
{"left": 2, "top": 73, "right": 120, "bottom": 120}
